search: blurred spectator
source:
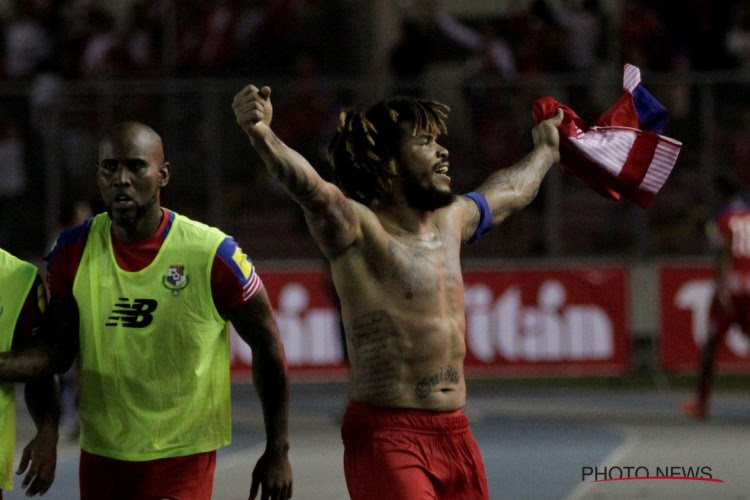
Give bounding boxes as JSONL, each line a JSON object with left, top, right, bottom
{"left": 120, "top": 0, "right": 164, "bottom": 75}
{"left": 618, "top": 1, "right": 697, "bottom": 121}
{"left": 669, "top": 0, "right": 734, "bottom": 72}
{"left": 173, "top": 1, "right": 208, "bottom": 73}
{"left": 725, "top": 102, "right": 750, "bottom": 189}
{"left": 53, "top": 0, "right": 94, "bottom": 80}
{"left": 508, "top": 0, "right": 564, "bottom": 75}
{"left": 547, "top": 0, "right": 606, "bottom": 73}
{"left": 29, "top": 59, "right": 66, "bottom": 127}
{"left": 545, "top": 0, "right": 607, "bottom": 116}
{"left": 431, "top": 9, "right": 524, "bottom": 181}
{"left": 434, "top": 10, "right": 517, "bottom": 81}
{"left": 27, "top": 52, "right": 67, "bottom": 210}
{"left": 726, "top": 0, "right": 750, "bottom": 75}
{"left": 2, "top": 1, "right": 54, "bottom": 80}
{"left": 389, "top": 12, "right": 437, "bottom": 97}
{"left": 272, "top": 52, "right": 334, "bottom": 168}
{"left": 618, "top": 0, "right": 671, "bottom": 70}
{"left": 30, "top": 56, "right": 99, "bottom": 230}
{"left": 233, "top": 0, "right": 299, "bottom": 72}
{"left": 0, "top": 116, "right": 28, "bottom": 253}
{"left": 196, "top": 0, "right": 244, "bottom": 72}
{"left": 619, "top": 0, "right": 733, "bottom": 73}
{"left": 79, "top": 6, "right": 128, "bottom": 78}
{"left": 458, "top": 19, "right": 519, "bottom": 144}
{"left": 0, "top": 0, "right": 744, "bottom": 263}
{"left": 233, "top": 0, "right": 267, "bottom": 65}
{"left": 0, "top": 117, "right": 26, "bottom": 198}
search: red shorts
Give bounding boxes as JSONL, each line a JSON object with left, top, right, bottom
{"left": 341, "top": 401, "right": 489, "bottom": 500}
{"left": 79, "top": 450, "right": 216, "bottom": 500}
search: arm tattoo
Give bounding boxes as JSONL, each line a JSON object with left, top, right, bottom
{"left": 268, "top": 134, "right": 320, "bottom": 201}
{"left": 484, "top": 160, "right": 543, "bottom": 216}
{"left": 483, "top": 169, "right": 511, "bottom": 191}
{"left": 271, "top": 156, "right": 319, "bottom": 200}
{"left": 351, "top": 311, "right": 404, "bottom": 403}
{"left": 415, "top": 366, "right": 460, "bottom": 399}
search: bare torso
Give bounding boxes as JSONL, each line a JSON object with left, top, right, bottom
{"left": 234, "top": 79, "right": 561, "bottom": 418}
{"left": 329, "top": 204, "right": 467, "bottom": 411}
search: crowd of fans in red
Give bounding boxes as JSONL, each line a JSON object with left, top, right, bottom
{"left": 0, "top": 0, "right": 749, "bottom": 259}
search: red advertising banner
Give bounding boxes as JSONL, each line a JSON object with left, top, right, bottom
{"left": 230, "top": 265, "right": 631, "bottom": 378}
{"left": 462, "top": 267, "right": 630, "bottom": 375}
{"left": 230, "top": 268, "right": 347, "bottom": 379}
{"left": 660, "top": 265, "right": 750, "bottom": 372}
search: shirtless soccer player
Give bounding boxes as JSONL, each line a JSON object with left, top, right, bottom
{"left": 233, "top": 84, "right": 562, "bottom": 500}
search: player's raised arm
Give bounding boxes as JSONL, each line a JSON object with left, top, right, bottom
{"left": 232, "top": 84, "right": 357, "bottom": 257}
{"left": 462, "top": 109, "right": 563, "bottom": 235}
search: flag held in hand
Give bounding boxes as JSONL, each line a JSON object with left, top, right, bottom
{"left": 533, "top": 64, "right": 682, "bottom": 208}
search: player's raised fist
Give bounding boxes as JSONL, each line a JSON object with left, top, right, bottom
{"left": 233, "top": 84, "right": 273, "bottom": 144}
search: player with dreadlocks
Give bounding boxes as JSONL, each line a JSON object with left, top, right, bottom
{"left": 328, "top": 98, "right": 451, "bottom": 208}
{"left": 233, "top": 84, "right": 563, "bottom": 500}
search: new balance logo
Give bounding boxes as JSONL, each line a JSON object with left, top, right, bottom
{"left": 106, "top": 297, "right": 158, "bottom": 328}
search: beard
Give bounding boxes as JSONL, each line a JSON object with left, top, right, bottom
{"left": 106, "top": 195, "right": 157, "bottom": 228}
{"left": 402, "top": 170, "right": 454, "bottom": 211}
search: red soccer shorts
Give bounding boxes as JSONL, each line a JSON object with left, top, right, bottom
{"left": 79, "top": 449, "right": 216, "bottom": 500}
{"left": 341, "top": 401, "right": 489, "bottom": 500}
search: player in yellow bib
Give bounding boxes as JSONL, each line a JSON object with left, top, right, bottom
{"left": 0, "top": 122, "right": 292, "bottom": 500}
{"left": 0, "top": 249, "right": 59, "bottom": 498}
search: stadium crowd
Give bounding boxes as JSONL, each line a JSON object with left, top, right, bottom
{"left": 0, "top": 0, "right": 747, "bottom": 260}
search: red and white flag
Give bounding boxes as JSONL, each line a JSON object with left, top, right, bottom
{"left": 533, "top": 64, "right": 682, "bottom": 208}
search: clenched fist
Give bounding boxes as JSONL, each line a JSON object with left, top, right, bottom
{"left": 233, "top": 84, "right": 273, "bottom": 145}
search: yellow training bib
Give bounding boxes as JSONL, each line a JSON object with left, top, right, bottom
{"left": 0, "top": 249, "right": 37, "bottom": 490}
{"left": 74, "top": 212, "right": 231, "bottom": 461}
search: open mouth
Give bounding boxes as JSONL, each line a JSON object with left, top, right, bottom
{"left": 434, "top": 162, "right": 450, "bottom": 180}
{"left": 112, "top": 194, "right": 136, "bottom": 209}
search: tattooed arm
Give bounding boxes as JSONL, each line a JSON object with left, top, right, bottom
{"left": 460, "top": 109, "right": 563, "bottom": 237}
{"left": 233, "top": 84, "right": 358, "bottom": 257}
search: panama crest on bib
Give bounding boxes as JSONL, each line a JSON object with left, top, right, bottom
{"left": 162, "top": 265, "right": 189, "bottom": 296}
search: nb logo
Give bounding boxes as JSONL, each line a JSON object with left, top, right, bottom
{"left": 106, "top": 297, "right": 158, "bottom": 328}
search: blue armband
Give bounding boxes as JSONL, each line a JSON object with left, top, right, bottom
{"left": 465, "top": 191, "right": 492, "bottom": 244}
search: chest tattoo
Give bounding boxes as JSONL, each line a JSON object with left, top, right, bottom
{"left": 387, "top": 239, "right": 442, "bottom": 300}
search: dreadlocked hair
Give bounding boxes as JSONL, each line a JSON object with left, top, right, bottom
{"left": 327, "top": 97, "right": 450, "bottom": 205}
